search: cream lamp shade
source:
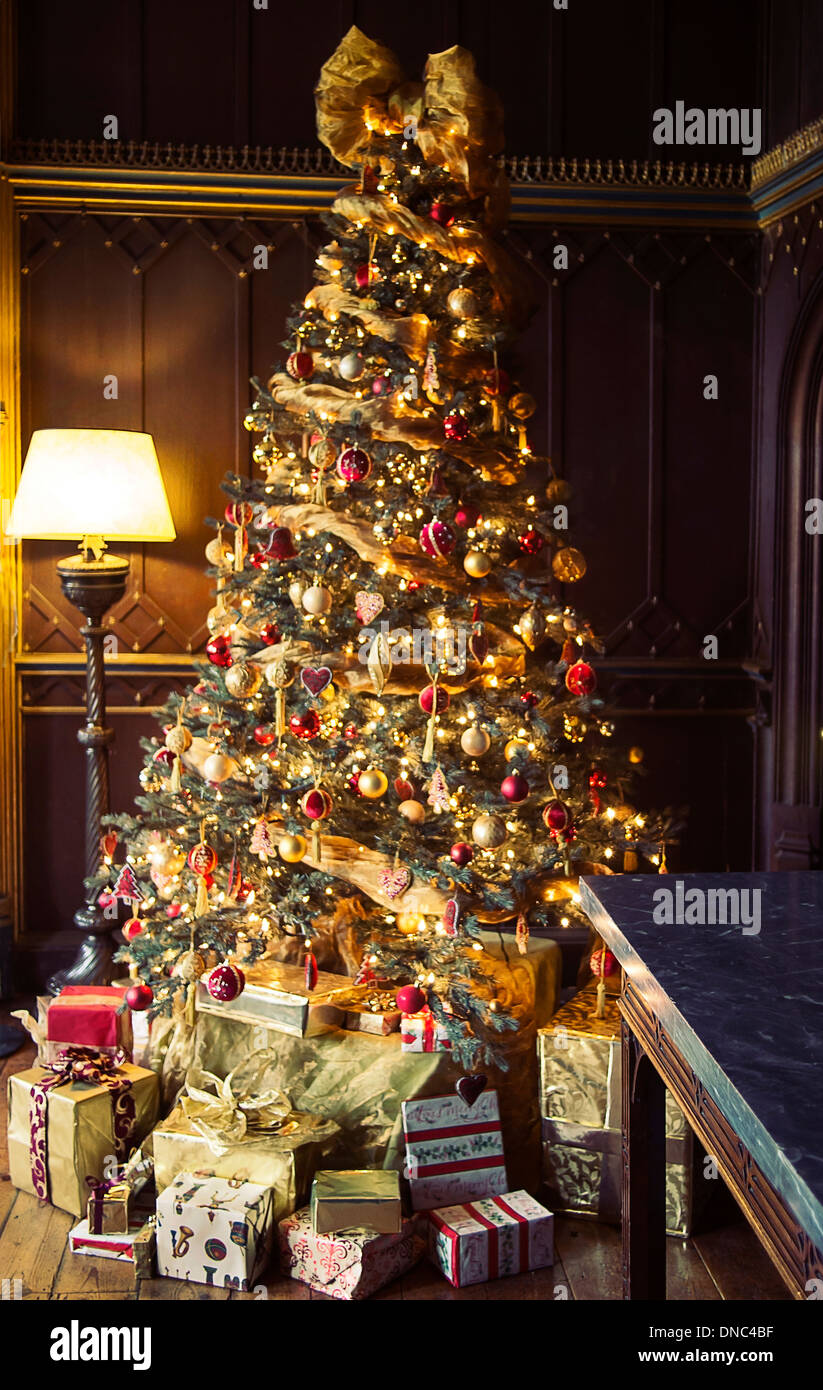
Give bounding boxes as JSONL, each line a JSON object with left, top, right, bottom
{"left": 6, "top": 428, "right": 176, "bottom": 542}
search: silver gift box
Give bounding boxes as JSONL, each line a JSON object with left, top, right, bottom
{"left": 196, "top": 960, "right": 357, "bottom": 1038}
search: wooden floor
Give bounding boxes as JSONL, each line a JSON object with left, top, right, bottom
{"left": 0, "top": 1026, "right": 791, "bottom": 1302}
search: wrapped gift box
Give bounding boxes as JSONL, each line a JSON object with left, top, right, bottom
{"left": 69, "top": 1215, "right": 156, "bottom": 1278}
{"left": 538, "top": 983, "right": 697, "bottom": 1235}
{"left": 279, "top": 1207, "right": 422, "bottom": 1299}
{"left": 310, "top": 1169, "right": 402, "bottom": 1235}
{"left": 152, "top": 1076, "right": 339, "bottom": 1223}
{"left": 344, "top": 998, "right": 401, "bottom": 1035}
{"left": 400, "top": 1007, "right": 452, "bottom": 1053}
{"left": 156, "top": 1172, "right": 273, "bottom": 1290}
{"left": 86, "top": 1147, "right": 154, "bottom": 1235}
{"left": 401, "top": 1089, "right": 508, "bottom": 1211}
{"left": 427, "top": 1190, "right": 554, "bottom": 1287}
{"left": 195, "top": 959, "right": 354, "bottom": 1038}
{"left": 7, "top": 1056, "right": 159, "bottom": 1218}
{"left": 12, "top": 989, "right": 133, "bottom": 1064}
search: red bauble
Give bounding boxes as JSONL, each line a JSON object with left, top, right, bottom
{"left": 289, "top": 710, "right": 321, "bottom": 741}
{"left": 224, "top": 501, "right": 254, "bottom": 528}
{"left": 123, "top": 918, "right": 143, "bottom": 941}
{"left": 419, "top": 520, "right": 456, "bottom": 559}
{"left": 153, "top": 747, "right": 176, "bottom": 769}
{"left": 543, "top": 799, "right": 571, "bottom": 831}
{"left": 501, "top": 772, "right": 529, "bottom": 803}
{"left": 206, "top": 963, "right": 245, "bottom": 1002}
{"left": 394, "top": 777, "right": 415, "bottom": 800}
{"left": 188, "top": 842, "right": 217, "bottom": 876}
{"left": 589, "top": 769, "right": 608, "bottom": 790}
{"left": 430, "top": 201, "right": 454, "bottom": 225}
{"left": 520, "top": 691, "right": 539, "bottom": 709}
{"left": 253, "top": 724, "right": 277, "bottom": 746}
{"left": 566, "top": 660, "right": 597, "bottom": 696}
{"left": 302, "top": 787, "right": 333, "bottom": 819}
{"left": 286, "top": 351, "right": 314, "bottom": 381}
{"left": 590, "top": 947, "right": 618, "bottom": 978}
{"left": 125, "top": 983, "right": 153, "bottom": 1012}
{"left": 396, "top": 984, "right": 426, "bottom": 1015}
{"left": 355, "top": 263, "right": 378, "bottom": 288}
{"left": 348, "top": 772, "right": 363, "bottom": 796}
{"left": 258, "top": 622, "right": 280, "bottom": 646}
{"left": 443, "top": 412, "right": 470, "bottom": 442}
{"left": 371, "top": 375, "right": 392, "bottom": 396}
{"left": 265, "top": 526, "right": 296, "bottom": 560}
{"left": 336, "top": 446, "right": 372, "bottom": 484}
{"left": 343, "top": 723, "right": 358, "bottom": 740}
{"left": 418, "top": 684, "right": 450, "bottom": 715}
{"left": 206, "top": 634, "right": 233, "bottom": 668}
{"left": 166, "top": 902, "right": 182, "bottom": 918}
{"left": 483, "top": 366, "right": 511, "bottom": 397}
{"left": 454, "top": 502, "right": 481, "bottom": 529}
{"left": 450, "top": 842, "right": 474, "bottom": 867}
{"left": 518, "top": 529, "right": 545, "bottom": 555}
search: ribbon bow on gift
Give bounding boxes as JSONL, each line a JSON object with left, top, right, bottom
{"left": 38, "top": 1046, "right": 129, "bottom": 1093}
{"left": 180, "top": 1062, "right": 293, "bottom": 1154}
{"left": 85, "top": 1174, "right": 129, "bottom": 1234}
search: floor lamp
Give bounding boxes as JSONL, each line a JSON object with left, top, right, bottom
{"left": 7, "top": 429, "right": 175, "bottom": 994}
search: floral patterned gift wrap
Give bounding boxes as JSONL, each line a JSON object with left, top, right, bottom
{"left": 278, "top": 1207, "right": 423, "bottom": 1299}
{"left": 427, "top": 1190, "right": 554, "bottom": 1287}
{"left": 401, "top": 1089, "right": 509, "bottom": 1211}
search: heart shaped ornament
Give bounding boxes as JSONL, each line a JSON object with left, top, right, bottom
{"left": 456, "top": 1074, "right": 488, "bottom": 1108}
{"left": 300, "top": 666, "right": 333, "bottom": 697}
{"left": 355, "top": 591, "right": 384, "bottom": 624}
{"left": 378, "top": 865, "right": 412, "bottom": 900}
{"left": 394, "top": 777, "right": 415, "bottom": 801}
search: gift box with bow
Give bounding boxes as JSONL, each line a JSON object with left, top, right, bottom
{"left": 399, "top": 1006, "right": 452, "bottom": 1053}
{"left": 85, "top": 1146, "right": 154, "bottom": 1235}
{"left": 12, "top": 987, "right": 133, "bottom": 1064}
{"left": 7, "top": 1048, "right": 159, "bottom": 1218}
{"left": 152, "top": 1060, "right": 340, "bottom": 1223}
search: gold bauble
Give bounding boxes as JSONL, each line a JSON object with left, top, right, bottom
{"left": 147, "top": 841, "right": 185, "bottom": 874}
{"left": 629, "top": 746, "right": 644, "bottom": 764}
{"left": 206, "top": 604, "right": 230, "bottom": 635}
{"left": 472, "top": 813, "right": 507, "bottom": 849}
{"left": 398, "top": 799, "right": 426, "bottom": 823}
{"left": 165, "top": 725, "right": 192, "bottom": 756}
{"left": 464, "top": 549, "right": 492, "bottom": 579}
{"left": 504, "top": 738, "right": 529, "bottom": 762}
{"left": 358, "top": 767, "right": 388, "bottom": 799}
{"left": 265, "top": 659, "right": 295, "bottom": 690}
{"left": 202, "top": 752, "right": 236, "bottom": 783}
{"left": 225, "top": 663, "right": 262, "bottom": 698}
{"left": 309, "top": 438, "right": 337, "bottom": 469}
{"left": 278, "top": 833, "right": 308, "bottom": 863}
{"left": 520, "top": 604, "right": 547, "bottom": 651}
{"left": 461, "top": 726, "right": 491, "bottom": 757}
{"left": 545, "top": 478, "right": 573, "bottom": 504}
{"left": 205, "top": 538, "right": 231, "bottom": 568}
{"left": 447, "top": 287, "right": 480, "bottom": 320}
{"left": 302, "top": 585, "right": 333, "bottom": 615}
{"left": 173, "top": 950, "right": 206, "bottom": 982}
{"left": 552, "top": 547, "right": 587, "bottom": 582}
{"left": 508, "top": 391, "right": 536, "bottom": 420}
{"left": 288, "top": 580, "right": 306, "bottom": 608}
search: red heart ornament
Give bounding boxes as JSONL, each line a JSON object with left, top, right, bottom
{"left": 300, "top": 666, "right": 333, "bottom": 697}
{"left": 456, "top": 1074, "right": 488, "bottom": 1108}
{"left": 394, "top": 777, "right": 415, "bottom": 801}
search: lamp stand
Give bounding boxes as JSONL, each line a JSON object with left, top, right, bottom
{"left": 47, "top": 554, "right": 130, "bottom": 994}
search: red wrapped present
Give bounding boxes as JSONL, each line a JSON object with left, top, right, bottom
{"left": 427, "top": 1190, "right": 554, "bottom": 1287}
{"left": 46, "top": 986, "right": 133, "bottom": 1062}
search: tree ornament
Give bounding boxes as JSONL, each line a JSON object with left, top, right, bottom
{"left": 546, "top": 477, "right": 573, "bottom": 503}
{"left": 250, "top": 817, "right": 275, "bottom": 862}
{"left": 472, "top": 813, "right": 507, "bottom": 848}
{"left": 515, "top": 913, "right": 529, "bottom": 956}
{"left": 443, "top": 898, "right": 460, "bottom": 936}
{"left": 302, "top": 584, "right": 333, "bottom": 615}
{"left": 419, "top": 684, "right": 450, "bottom": 715}
{"left": 398, "top": 799, "right": 425, "bottom": 823}
{"left": 508, "top": 392, "right": 536, "bottom": 420}
{"left": 266, "top": 526, "right": 296, "bottom": 561}
{"left": 355, "top": 590, "right": 384, "bottom": 624}
{"left": 505, "top": 738, "right": 529, "bottom": 762}
{"left": 224, "top": 501, "right": 254, "bottom": 571}
{"left": 501, "top": 771, "right": 529, "bottom": 803}
{"left": 560, "top": 638, "right": 577, "bottom": 666}
{"left": 206, "top": 633, "right": 233, "bottom": 668}
{"left": 206, "top": 963, "right": 245, "bottom": 1002}
{"left": 139, "top": 766, "right": 161, "bottom": 792}
{"left": 469, "top": 621, "right": 489, "bottom": 664}
{"left": 394, "top": 776, "right": 415, "bottom": 800}
{"left": 450, "top": 842, "right": 473, "bottom": 866}
{"left": 112, "top": 864, "right": 144, "bottom": 905}
{"left": 125, "top": 983, "right": 153, "bottom": 1012}
{"left": 371, "top": 374, "right": 392, "bottom": 397}
{"left": 629, "top": 746, "right": 644, "bottom": 764}
{"left": 520, "top": 691, "right": 539, "bottom": 709}
{"left": 447, "top": 287, "right": 480, "bottom": 319}
{"left": 443, "top": 412, "right": 470, "bottom": 442}
{"left": 590, "top": 946, "right": 618, "bottom": 978}
{"left": 289, "top": 710, "right": 321, "bottom": 741}
{"left": 188, "top": 836, "right": 217, "bottom": 917}
{"left": 288, "top": 581, "right": 306, "bottom": 609}
{"left": 566, "top": 660, "right": 597, "bottom": 696}
{"left": 165, "top": 709, "right": 193, "bottom": 792}
{"left": 483, "top": 366, "right": 511, "bottom": 398}
{"left": 461, "top": 726, "right": 491, "bottom": 757}
{"left": 355, "top": 262, "right": 379, "bottom": 288}
{"left": 518, "top": 529, "right": 545, "bottom": 555}
{"left": 336, "top": 446, "right": 373, "bottom": 484}
{"left": 520, "top": 604, "right": 547, "bottom": 651}
{"left": 301, "top": 787, "right": 333, "bottom": 819}
{"left": 343, "top": 722, "right": 359, "bottom": 740}
{"left": 286, "top": 350, "right": 314, "bottom": 381}
{"left": 396, "top": 984, "right": 426, "bottom": 1015}
{"left": 543, "top": 799, "right": 571, "bottom": 832}
{"left": 300, "top": 666, "right": 333, "bottom": 697}
{"left": 123, "top": 917, "right": 143, "bottom": 941}
{"left": 339, "top": 352, "right": 364, "bottom": 381}
{"left": 454, "top": 501, "right": 481, "bottom": 529}
{"left": 358, "top": 767, "right": 388, "bottom": 799}
{"left": 278, "top": 833, "right": 307, "bottom": 863}
{"left": 174, "top": 950, "right": 206, "bottom": 983}
{"left": 419, "top": 519, "right": 456, "bottom": 559}
{"left": 379, "top": 862, "right": 413, "bottom": 899}
{"left": 205, "top": 535, "right": 232, "bottom": 568}
{"left": 430, "top": 201, "right": 455, "bottom": 226}
{"left": 455, "top": 1073, "right": 488, "bottom": 1108}
{"left": 225, "top": 663, "right": 262, "bottom": 699}
{"left": 258, "top": 621, "right": 281, "bottom": 646}
{"left": 463, "top": 549, "right": 491, "bottom": 578}
{"left": 427, "top": 766, "right": 450, "bottom": 811}
{"left": 552, "top": 547, "right": 587, "bottom": 582}
{"left": 203, "top": 751, "right": 235, "bottom": 783}
{"left": 304, "top": 949, "right": 318, "bottom": 992}
{"left": 153, "top": 746, "right": 176, "bottom": 770}
{"left": 588, "top": 768, "right": 608, "bottom": 813}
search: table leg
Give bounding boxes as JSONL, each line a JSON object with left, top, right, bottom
{"left": 621, "top": 1016, "right": 666, "bottom": 1299}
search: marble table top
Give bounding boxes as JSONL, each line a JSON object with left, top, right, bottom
{"left": 579, "top": 871, "right": 823, "bottom": 1253}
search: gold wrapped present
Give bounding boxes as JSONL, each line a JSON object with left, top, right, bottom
{"left": 538, "top": 984, "right": 699, "bottom": 1235}
{"left": 311, "top": 1169, "right": 402, "bottom": 1235}
{"left": 195, "top": 959, "right": 355, "bottom": 1037}
{"left": 86, "top": 1147, "right": 154, "bottom": 1235}
{"left": 152, "top": 1063, "right": 340, "bottom": 1223}
{"left": 7, "top": 1052, "right": 159, "bottom": 1218}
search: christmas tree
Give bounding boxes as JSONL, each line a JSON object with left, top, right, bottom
{"left": 106, "top": 30, "right": 671, "bottom": 1069}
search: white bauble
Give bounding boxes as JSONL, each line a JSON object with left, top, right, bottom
{"left": 339, "top": 352, "right": 364, "bottom": 381}
{"left": 461, "top": 726, "right": 491, "bottom": 757}
{"left": 302, "top": 585, "right": 333, "bottom": 615}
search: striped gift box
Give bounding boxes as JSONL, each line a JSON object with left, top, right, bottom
{"left": 427, "top": 1190, "right": 554, "bottom": 1287}
{"left": 401, "top": 1090, "right": 508, "bottom": 1211}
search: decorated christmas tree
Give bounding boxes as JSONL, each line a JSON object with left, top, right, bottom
{"left": 106, "top": 30, "right": 671, "bottom": 1068}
